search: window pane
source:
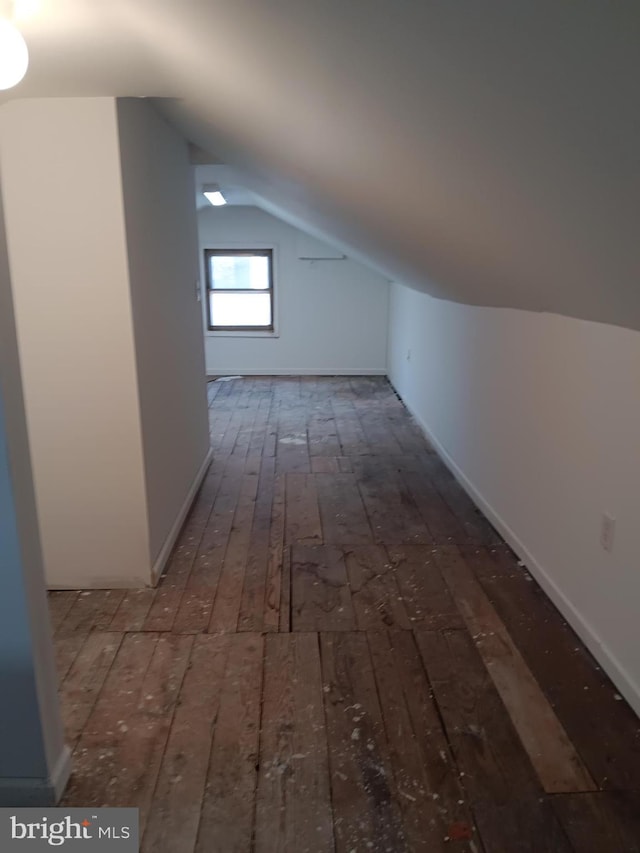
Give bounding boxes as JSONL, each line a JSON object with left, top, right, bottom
{"left": 210, "top": 292, "right": 272, "bottom": 327}
{"left": 209, "top": 255, "right": 270, "bottom": 290}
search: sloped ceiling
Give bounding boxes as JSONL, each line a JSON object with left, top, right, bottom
{"left": 5, "top": 1, "right": 640, "bottom": 328}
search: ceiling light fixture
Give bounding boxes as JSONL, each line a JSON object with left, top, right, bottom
{"left": 0, "top": 5, "right": 28, "bottom": 90}
{"left": 203, "top": 184, "right": 227, "bottom": 207}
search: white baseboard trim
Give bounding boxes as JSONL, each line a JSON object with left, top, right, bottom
{"left": 391, "top": 380, "right": 640, "bottom": 719}
{"left": 150, "top": 448, "right": 213, "bottom": 586}
{"left": 0, "top": 745, "right": 72, "bottom": 807}
{"left": 206, "top": 368, "right": 387, "bottom": 377}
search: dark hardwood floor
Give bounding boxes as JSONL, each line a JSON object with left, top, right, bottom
{"left": 49, "top": 376, "right": 640, "bottom": 852}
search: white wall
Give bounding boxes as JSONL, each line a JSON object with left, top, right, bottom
{"left": 0, "top": 180, "right": 69, "bottom": 804}
{"left": 0, "top": 98, "right": 150, "bottom": 588}
{"left": 118, "top": 99, "right": 210, "bottom": 569}
{"left": 198, "top": 206, "right": 389, "bottom": 375}
{"left": 388, "top": 282, "right": 640, "bottom": 715}
{"left": 0, "top": 97, "right": 210, "bottom": 588}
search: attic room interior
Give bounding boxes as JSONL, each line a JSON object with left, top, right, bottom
{"left": 0, "top": 2, "right": 639, "bottom": 851}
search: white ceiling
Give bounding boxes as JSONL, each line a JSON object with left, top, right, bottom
{"left": 3, "top": 1, "right": 640, "bottom": 329}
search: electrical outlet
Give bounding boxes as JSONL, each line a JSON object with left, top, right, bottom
{"left": 600, "top": 513, "right": 616, "bottom": 552}
{"left": 406, "top": 348, "right": 411, "bottom": 362}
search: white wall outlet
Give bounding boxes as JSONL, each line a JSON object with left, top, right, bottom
{"left": 406, "top": 348, "right": 411, "bottom": 362}
{"left": 600, "top": 513, "right": 616, "bottom": 552}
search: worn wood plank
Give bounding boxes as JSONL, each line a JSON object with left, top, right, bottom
{"left": 48, "top": 591, "right": 80, "bottom": 632}
{"left": 158, "top": 467, "right": 225, "bottom": 590}
{"left": 279, "top": 547, "right": 292, "bottom": 633}
{"left": 172, "top": 588, "right": 216, "bottom": 634}
{"left": 353, "top": 457, "right": 432, "bottom": 545}
{"left": 264, "top": 472, "right": 286, "bottom": 632}
{"left": 433, "top": 545, "right": 596, "bottom": 794}
{"left": 238, "top": 458, "right": 276, "bottom": 632}
{"left": 142, "top": 587, "right": 184, "bottom": 632}
{"left": 386, "top": 409, "right": 432, "bottom": 455}
{"left": 142, "top": 635, "right": 231, "bottom": 853}
{"left": 367, "top": 630, "right": 479, "bottom": 852}
{"left": 310, "top": 456, "right": 341, "bottom": 473}
{"left": 551, "top": 791, "right": 640, "bottom": 853}
{"left": 92, "top": 590, "right": 128, "bottom": 630}
{"left": 108, "top": 589, "right": 156, "bottom": 632}
{"left": 54, "top": 591, "right": 114, "bottom": 682}
{"left": 337, "top": 456, "right": 353, "bottom": 473}
{"left": 320, "top": 632, "right": 407, "bottom": 853}
{"left": 247, "top": 393, "right": 274, "bottom": 458}
{"left": 255, "top": 633, "right": 333, "bottom": 853}
{"left": 331, "top": 398, "right": 371, "bottom": 456}
{"left": 227, "top": 381, "right": 261, "bottom": 460}
{"left": 187, "top": 467, "right": 246, "bottom": 588}
{"left": 275, "top": 401, "right": 310, "bottom": 474}
{"left": 460, "top": 545, "right": 640, "bottom": 792}
{"left": 308, "top": 411, "right": 342, "bottom": 458}
{"left": 196, "top": 633, "right": 264, "bottom": 853}
{"left": 68, "top": 632, "right": 157, "bottom": 739}
{"left": 60, "top": 632, "right": 123, "bottom": 747}
{"left": 398, "top": 463, "right": 469, "bottom": 544}
{"left": 415, "top": 628, "right": 544, "bottom": 806}
{"left": 353, "top": 406, "right": 404, "bottom": 456}
{"left": 284, "top": 473, "right": 322, "bottom": 546}
{"left": 291, "top": 545, "right": 355, "bottom": 632}
{"left": 262, "top": 389, "right": 279, "bottom": 459}
{"left": 63, "top": 633, "right": 192, "bottom": 836}
{"left": 421, "top": 454, "right": 500, "bottom": 546}
{"left": 208, "top": 472, "right": 260, "bottom": 633}
{"left": 55, "top": 590, "right": 110, "bottom": 638}
{"left": 315, "top": 472, "right": 373, "bottom": 545}
{"left": 345, "top": 546, "right": 410, "bottom": 630}
{"left": 473, "top": 799, "right": 573, "bottom": 853}
{"left": 457, "top": 543, "right": 524, "bottom": 581}
{"left": 387, "top": 545, "right": 465, "bottom": 630}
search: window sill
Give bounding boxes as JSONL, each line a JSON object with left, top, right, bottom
{"left": 205, "top": 330, "right": 280, "bottom": 339}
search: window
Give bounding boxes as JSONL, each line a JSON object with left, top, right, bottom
{"left": 204, "top": 249, "right": 274, "bottom": 332}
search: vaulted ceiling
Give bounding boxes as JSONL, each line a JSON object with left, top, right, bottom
{"left": 5, "top": 1, "right": 640, "bottom": 328}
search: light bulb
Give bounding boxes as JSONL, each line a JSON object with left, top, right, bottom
{"left": 0, "top": 19, "right": 29, "bottom": 90}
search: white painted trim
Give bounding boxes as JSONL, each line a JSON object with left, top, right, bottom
{"left": 205, "top": 331, "right": 280, "bottom": 339}
{"left": 150, "top": 448, "right": 213, "bottom": 586}
{"left": 0, "top": 745, "right": 72, "bottom": 807}
{"left": 206, "top": 369, "right": 387, "bottom": 377}
{"left": 51, "top": 745, "right": 72, "bottom": 803}
{"left": 390, "top": 380, "right": 640, "bottom": 719}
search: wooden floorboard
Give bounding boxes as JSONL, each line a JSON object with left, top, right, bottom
{"left": 315, "top": 472, "right": 373, "bottom": 545}
{"left": 291, "top": 545, "right": 355, "bottom": 632}
{"left": 550, "top": 791, "right": 640, "bottom": 853}
{"left": 367, "top": 629, "right": 479, "bottom": 852}
{"left": 320, "top": 631, "right": 407, "bottom": 853}
{"left": 50, "top": 376, "right": 639, "bottom": 852}
{"left": 237, "top": 457, "right": 277, "bottom": 633}
{"left": 345, "top": 545, "right": 410, "bottom": 630}
{"left": 414, "top": 626, "right": 546, "bottom": 805}
{"left": 433, "top": 545, "right": 596, "bottom": 794}
{"left": 195, "top": 633, "right": 264, "bottom": 853}
{"left": 459, "top": 545, "right": 640, "bottom": 792}
{"left": 255, "top": 633, "right": 334, "bottom": 853}
{"left": 142, "top": 634, "right": 231, "bottom": 853}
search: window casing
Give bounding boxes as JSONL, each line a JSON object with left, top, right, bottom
{"left": 204, "top": 249, "right": 274, "bottom": 332}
